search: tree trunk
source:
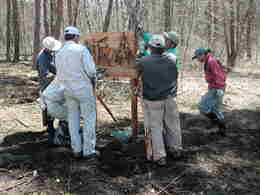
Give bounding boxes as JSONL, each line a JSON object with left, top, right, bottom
{"left": 43, "top": 0, "right": 49, "bottom": 36}
{"left": 103, "top": 0, "right": 114, "bottom": 32}
{"left": 83, "top": 0, "right": 92, "bottom": 32}
{"left": 50, "top": 0, "right": 55, "bottom": 35}
{"left": 6, "top": 0, "right": 12, "bottom": 62}
{"left": 246, "top": 0, "right": 255, "bottom": 59}
{"left": 54, "top": 0, "right": 63, "bottom": 39}
{"left": 12, "top": 0, "right": 20, "bottom": 62}
{"left": 164, "top": 0, "right": 171, "bottom": 32}
{"left": 213, "top": 0, "right": 218, "bottom": 43}
{"left": 67, "top": 0, "right": 73, "bottom": 25}
{"left": 33, "top": 0, "right": 41, "bottom": 67}
{"left": 206, "top": 0, "right": 212, "bottom": 47}
{"left": 73, "top": 0, "right": 80, "bottom": 26}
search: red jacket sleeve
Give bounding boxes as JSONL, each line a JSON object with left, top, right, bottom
{"left": 208, "top": 59, "right": 226, "bottom": 89}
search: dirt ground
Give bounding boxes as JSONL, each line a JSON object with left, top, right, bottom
{"left": 0, "top": 62, "right": 260, "bottom": 195}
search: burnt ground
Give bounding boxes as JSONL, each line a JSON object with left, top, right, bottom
{"left": 0, "top": 62, "right": 260, "bottom": 195}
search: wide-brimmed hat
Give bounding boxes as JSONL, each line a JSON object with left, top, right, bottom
{"left": 42, "top": 36, "right": 62, "bottom": 51}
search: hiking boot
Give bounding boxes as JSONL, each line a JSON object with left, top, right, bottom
{"left": 168, "top": 148, "right": 184, "bottom": 159}
{"left": 73, "top": 152, "right": 83, "bottom": 159}
{"left": 154, "top": 157, "right": 167, "bottom": 167}
{"left": 217, "top": 120, "right": 226, "bottom": 136}
{"left": 205, "top": 113, "right": 218, "bottom": 129}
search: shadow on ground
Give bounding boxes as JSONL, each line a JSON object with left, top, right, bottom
{"left": 0, "top": 109, "right": 260, "bottom": 194}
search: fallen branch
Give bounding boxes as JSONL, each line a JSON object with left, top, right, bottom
{"left": 14, "top": 118, "right": 30, "bottom": 128}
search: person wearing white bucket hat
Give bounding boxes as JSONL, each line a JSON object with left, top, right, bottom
{"left": 42, "top": 36, "right": 62, "bottom": 52}
{"left": 55, "top": 26, "right": 97, "bottom": 159}
{"left": 36, "top": 36, "right": 63, "bottom": 146}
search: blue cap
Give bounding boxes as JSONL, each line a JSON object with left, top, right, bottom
{"left": 192, "top": 48, "right": 206, "bottom": 60}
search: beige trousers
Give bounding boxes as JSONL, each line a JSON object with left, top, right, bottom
{"left": 143, "top": 97, "right": 182, "bottom": 161}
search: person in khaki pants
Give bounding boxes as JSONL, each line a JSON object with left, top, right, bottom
{"left": 136, "top": 34, "right": 182, "bottom": 166}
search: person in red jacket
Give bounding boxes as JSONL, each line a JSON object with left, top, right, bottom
{"left": 192, "top": 48, "right": 227, "bottom": 136}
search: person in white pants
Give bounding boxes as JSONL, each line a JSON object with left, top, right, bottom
{"left": 55, "top": 26, "right": 97, "bottom": 159}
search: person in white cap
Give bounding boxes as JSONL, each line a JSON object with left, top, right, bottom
{"left": 36, "top": 36, "right": 62, "bottom": 146}
{"left": 136, "top": 34, "right": 182, "bottom": 166}
{"left": 55, "top": 26, "right": 97, "bottom": 159}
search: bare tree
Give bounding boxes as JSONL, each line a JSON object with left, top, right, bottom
{"left": 6, "top": 0, "right": 11, "bottom": 61}
{"left": 43, "top": 0, "right": 50, "bottom": 36}
{"left": 103, "top": 0, "right": 114, "bottom": 32}
{"left": 33, "top": 0, "right": 41, "bottom": 66}
{"left": 246, "top": 0, "right": 256, "bottom": 59}
{"left": 54, "top": 0, "right": 63, "bottom": 39}
{"left": 164, "top": 0, "right": 172, "bottom": 32}
{"left": 50, "top": 0, "right": 55, "bottom": 35}
{"left": 73, "top": 0, "right": 80, "bottom": 26}
{"left": 11, "top": 0, "right": 20, "bottom": 62}
{"left": 67, "top": 0, "right": 73, "bottom": 25}
{"left": 206, "top": 0, "right": 212, "bottom": 47}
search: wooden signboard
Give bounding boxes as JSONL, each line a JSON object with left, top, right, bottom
{"left": 82, "top": 32, "right": 139, "bottom": 137}
{"left": 82, "top": 32, "right": 138, "bottom": 78}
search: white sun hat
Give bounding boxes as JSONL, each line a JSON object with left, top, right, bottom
{"left": 42, "top": 36, "right": 62, "bottom": 51}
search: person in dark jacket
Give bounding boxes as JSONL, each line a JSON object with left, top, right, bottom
{"left": 192, "top": 48, "right": 227, "bottom": 136}
{"left": 36, "top": 36, "right": 62, "bottom": 145}
{"left": 137, "top": 34, "right": 182, "bottom": 166}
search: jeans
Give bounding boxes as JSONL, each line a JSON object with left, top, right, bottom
{"left": 64, "top": 87, "right": 96, "bottom": 156}
{"left": 199, "top": 89, "right": 224, "bottom": 120}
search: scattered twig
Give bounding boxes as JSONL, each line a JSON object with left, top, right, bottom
{"left": 0, "top": 174, "right": 34, "bottom": 193}
{"left": 155, "top": 173, "right": 185, "bottom": 195}
{"left": 14, "top": 118, "right": 30, "bottom": 128}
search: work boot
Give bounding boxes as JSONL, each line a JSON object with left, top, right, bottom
{"left": 47, "top": 119, "right": 55, "bottom": 145}
{"left": 216, "top": 119, "right": 226, "bottom": 136}
{"left": 205, "top": 113, "right": 218, "bottom": 129}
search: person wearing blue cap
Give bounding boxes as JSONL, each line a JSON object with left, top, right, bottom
{"left": 55, "top": 26, "right": 97, "bottom": 159}
{"left": 136, "top": 34, "right": 182, "bottom": 166}
{"left": 192, "top": 48, "right": 227, "bottom": 136}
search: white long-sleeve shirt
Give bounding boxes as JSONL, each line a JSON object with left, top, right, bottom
{"left": 55, "top": 41, "right": 96, "bottom": 92}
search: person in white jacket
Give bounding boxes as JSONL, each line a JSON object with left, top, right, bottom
{"left": 55, "top": 26, "right": 97, "bottom": 159}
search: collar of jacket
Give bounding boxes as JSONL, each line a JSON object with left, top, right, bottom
{"left": 64, "top": 40, "right": 76, "bottom": 45}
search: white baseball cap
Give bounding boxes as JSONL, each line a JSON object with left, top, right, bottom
{"left": 42, "top": 36, "right": 62, "bottom": 51}
{"left": 148, "top": 34, "right": 166, "bottom": 48}
{"left": 64, "top": 26, "right": 80, "bottom": 36}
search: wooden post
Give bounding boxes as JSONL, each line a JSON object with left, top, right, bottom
{"left": 131, "top": 79, "right": 138, "bottom": 137}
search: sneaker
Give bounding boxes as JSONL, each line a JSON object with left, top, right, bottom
{"left": 82, "top": 150, "right": 100, "bottom": 160}
{"left": 73, "top": 152, "right": 83, "bottom": 159}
